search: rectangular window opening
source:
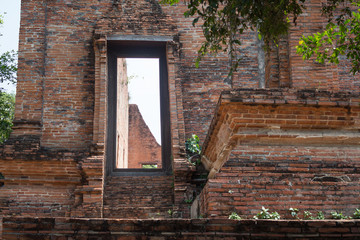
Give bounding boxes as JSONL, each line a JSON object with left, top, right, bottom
{"left": 106, "top": 41, "right": 171, "bottom": 176}
{"left": 116, "top": 58, "right": 162, "bottom": 169}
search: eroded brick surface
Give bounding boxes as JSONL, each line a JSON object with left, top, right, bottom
{"left": 0, "top": 0, "right": 359, "bottom": 233}
{"left": 128, "top": 104, "right": 162, "bottom": 168}
{"left": 103, "top": 176, "right": 173, "bottom": 218}
{"left": 199, "top": 89, "right": 360, "bottom": 219}
{"left": 2, "top": 217, "right": 360, "bottom": 239}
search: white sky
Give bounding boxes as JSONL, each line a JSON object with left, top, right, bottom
{"left": 0, "top": 0, "right": 21, "bottom": 93}
{"left": 126, "top": 58, "right": 161, "bottom": 144}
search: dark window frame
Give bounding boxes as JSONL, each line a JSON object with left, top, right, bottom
{"left": 106, "top": 41, "right": 172, "bottom": 176}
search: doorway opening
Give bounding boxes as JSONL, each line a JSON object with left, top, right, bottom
{"left": 116, "top": 58, "right": 161, "bottom": 169}
{"left": 106, "top": 41, "right": 171, "bottom": 176}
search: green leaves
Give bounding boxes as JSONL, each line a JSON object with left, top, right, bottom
{"left": 185, "top": 134, "right": 202, "bottom": 165}
{"left": 0, "top": 50, "right": 17, "bottom": 84}
{"left": 185, "top": 134, "right": 201, "bottom": 156}
{"left": 162, "top": 0, "right": 359, "bottom": 74}
{"left": 296, "top": 0, "right": 360, "bottom": 74}
{"left": 0, "top": 12, "right": 17, "bottom": 84}
{"left": 0, "top": 12, "right": 17, "bottom": 144}
{"left": 159, "top": 0, "right": 179, "bottom": 6}
{"left": 228, "top": 212, "right": 241, "bottom": 220}
{"left": 253, "top": 206, "right": 281, "bottom": 220}
{"left": 303, "top": 211, "right": 314, "bottom": 220}
{"left": 192, "top": 17, "right": 199, "bottom": 26}
{"left": 331, "top": 211, "right": 351, "bottom": 219}
{"left": 177, "top": 0, "right": 306, "bottom": 69}
{"left": 0, "top": 91, "right": 15, "bottom": 144}
{"left": 353, "top": 209, "right": 360, "bottom": 219}
{"left": 289, "top": 207, "right": 299, "bottom": 219}
{"left": 142, "top": 164, "right": 158, "bottom": 169}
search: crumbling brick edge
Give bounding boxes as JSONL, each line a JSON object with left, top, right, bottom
{"left": 2, "top": 217, "right": 360, "bottom": 239}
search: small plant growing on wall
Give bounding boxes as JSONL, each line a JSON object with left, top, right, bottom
{"left": 167, "top": 209, "right": 173, "bottom": 217}
{"left": 353, "top": 209, "right": 360, "bottom": 219}
{"left": 184, "top": 198, "right": 193, "bottom": 204}
{"left": 228, "top": 212, "right": 241, "bottom": 220}
{"left": 316, "top": 211, "right": 325, "bottom": 220}
{"left": 185, "top": 134, "right": 201, "bottom": 165}
{"left": 303, "top": 211, "right": 315, "bottom": 220}
{"left": 331, "top": 211, "right": 350, "bottom": 219}
{"left": 289, "top": 208, "right": 299, "bottom": 219}
{"left": 253, "top": 206, "right": 281, "bottom": 220}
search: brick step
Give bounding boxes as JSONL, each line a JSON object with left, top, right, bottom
{"left": 104, "top": 204, "right": 169, "bottom": 208}
{"left": 105, "top": 175, "right": 173, "bottom": 182}
{"left": 103, "top": 206, "right": 173, "bottom": 219}
{"left": 103, "top": 206, "right": 173, "bottom": 210}
{"left": 102, "top": 203, "right": 174, "bottom": 209}
{"left": 103, "top": 201, "right": 170, "bottom": 206}
{"left": 103, "top": 191, "right": 173, "bottom": 202}
{"left": 104, "top": 190, "right": 173, "bottom": 195}
{"left": 103, "top": 199, "right": 172, "bottom": 206}
{"left": 103, "top": 175, "right": 174, "bottom": 216}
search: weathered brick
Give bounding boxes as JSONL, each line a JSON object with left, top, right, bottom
{"left": 0, "top": 0, "right": 359, "bottom": 233}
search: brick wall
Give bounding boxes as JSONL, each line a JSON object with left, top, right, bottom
{"left": 288, "top": 0, "right": 360, "bottom": 91}
{"left": 200, "top": 145, "right": 360, "bottom": 219}
{"left": 103, "top": 175, "right": 173, "bottom": 218}
{"left": 10, "top": 0, "right": 360, "bottom": 149}
{"left": 128, "top": 104, "right": 162, "bottom": 168}
{"left": 0, "top": 155, "right": 83, "bottom": 218}
{"left": 161, "top": 2, "right": 258, "bottom": 142}
{"left": 198, "top": 89, "right": 360, "bottom": 219}
{"left": 161, "top": 0, "right": 360, "bottom": 143}
{"left": 3, "top": 217, "right": 360, "bottom": 239}
{"left": 266, "top": 37, "right": 291, "bottom": 88}
{"left": 0, "top": 0, "right": 192, "bottom": 219}
{"left": 1, "top": 0, "right": 360, "bottom": 222}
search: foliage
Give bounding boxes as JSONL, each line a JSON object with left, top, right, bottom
{"left": 185, "top": 134, "right": 201, "bottom": 165}
{"left": 0, "top": 13, "right": 17, "bottom": 144}
{"left": 186, "top": 134, "right": 201, "bottom": 156}
{"left": 167, "top": 209, "right": 173, "bottom": 216}
{"left": 167, "top": 209, "right": 180, "bottom": 218}
{"left": 353, "top": 209, "right": 360, "bottom": 219}
{"left": 289, "top": 207, "right": 299, "bottom": 219}
{"left": 0, "top": 50, "right": 17, "bottom": 85}
{"left": 303, "top": 211, "right": 315, "bottom": 220}
{"left": 315, "top": 211, "right": 325, "bottom": 220}
{"left": 253, "top": 206, "right": 281, "bottom": 220}
{"left": 161, "top": 0, "right": 306, "bottom": 71}
{"left": 331, "top": 211, "right": 350, "bottom": 219}
{"left": 228, "top": 212, "right": 241, "bottom": 220}
{"left": 161, "top": 0, "right": 359, "bottom": 74}
{"left": 297, "top": 1, "right": 360, "bottom": 74}
{"left": 0, "top": 91, "right": 15, "bottom": 144}
{"left": 0, "top": 13, "right": 17, "bottom": 85}
{"left": 142, "top": 164, "right": 158, "bottom": 169}
{"left": 184, "top": 198, "right": 193, "bottom": 204}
